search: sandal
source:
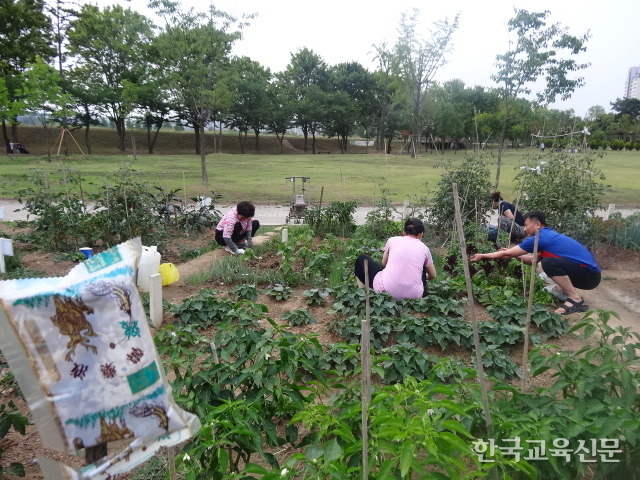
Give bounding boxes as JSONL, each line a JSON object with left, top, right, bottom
{"left": 555, "top": 298, "right": 589, "bottom": 316}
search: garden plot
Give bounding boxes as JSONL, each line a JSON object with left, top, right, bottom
{"left": 1, "top": 224, "right": 639, "bottom": 479}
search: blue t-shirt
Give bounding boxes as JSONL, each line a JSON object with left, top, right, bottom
{"left": 519, "top": 227, "right": 601, "bottom": 273}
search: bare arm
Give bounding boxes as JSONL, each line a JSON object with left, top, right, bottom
{"left": 502, "top": 209, "right": 515, "bottom": 220}
{"left": 469, "top": 246, "right": 530, "bottom": 263}
{"left": 425, "top": 263, "right": 437, "bottom": 280}
{"left": 381, "top": 248, "right": 389, "bottom": 267}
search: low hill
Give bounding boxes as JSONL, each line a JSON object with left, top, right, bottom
{"left": 5, "top": 124, "right": 377, "bottom": 156}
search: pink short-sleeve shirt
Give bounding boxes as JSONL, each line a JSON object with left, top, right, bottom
{"left": 372, "top": 236, "right": 433, "bottom": 300}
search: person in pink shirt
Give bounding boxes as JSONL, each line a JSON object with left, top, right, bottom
{"left": 215, "top": 201, "right": 260, "bottom": 254}
{"left": 354, "top": 218, "right": 437, "bottom": 300}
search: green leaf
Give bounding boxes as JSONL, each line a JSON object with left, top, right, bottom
{"left": 399, "top": 442, "right": 415, "bottom": 477}
{"left": 304, "top": 445, "right": 323, "bottom": 461}
{"left": 324, "top": 438, "right": 342, "bottom": 461}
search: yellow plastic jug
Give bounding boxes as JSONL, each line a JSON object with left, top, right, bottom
{"left": 159, "top": 262, "right": 179, "bottom": 286}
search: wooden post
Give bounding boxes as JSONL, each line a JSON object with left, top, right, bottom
{"left": 451, "top": 183, "right": 494, "bottom": 438}
{"left": 149, "top": 273, "right": 163, "bottom": 329}
{"left": 521, "top": 231, "right": 540, "bottom": 391}
{"left": 361, "top": 260, "right": 372, "bottom": 480}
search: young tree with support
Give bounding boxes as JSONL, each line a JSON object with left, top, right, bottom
{"left": 491, "top": 8, "right": 590, "bottom": 190}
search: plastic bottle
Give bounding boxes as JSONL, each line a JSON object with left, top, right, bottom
{"left": 137, "top": 246, "right": 161, "bottom": 292}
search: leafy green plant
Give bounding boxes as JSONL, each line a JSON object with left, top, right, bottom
{"left": 428, "top": 154, "right": 493, "bottom": 231}
{"left": 281, "top": 309, "right": 316, "bottom": 326}
{"left": 486, "top": 296, "right": 569, "bottom": 337}
{"left": 0, "top": 400, "right": 31, "bottom": 477}
{"left": 263, "top": 284, "right": 293, "bottom": 301}
{"left": 168, "top": 288, "right": 234, "bottom": 328}
{"left": 376, "top": 343, "right": 435, "bottom": 383}
{"left": 474, "top": 344, "right": 521, "bottom": 380}
{"left": 328, "top": 315, "right": 396, "bottom": 349}
{"left": 515, "top": 150, "right": 607, "bottom": 245}
{"left": 231, "top": 283, "right": 259, "bottom": 302}
{"left": 301, "top": 288, "right": 332, "bottom": 307}
{"left": 306, "top": 201, "right": 357, "bottom": 237}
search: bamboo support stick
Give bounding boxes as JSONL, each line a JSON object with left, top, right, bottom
{"left": 361, "top": 260, "right": 372, "bottom": 480}
{"left": 521, "top": 231, "right": 540, "bottom": 391}
{"left": 451, "top": 183, "right": 493, "bottom": 438}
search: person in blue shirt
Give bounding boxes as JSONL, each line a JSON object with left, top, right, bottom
{"left": 470, "top": 210, "right": 601, "bottom": 315}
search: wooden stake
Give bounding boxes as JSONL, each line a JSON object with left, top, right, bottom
{"left": 451, "top": 183, "right": 493, "bottom": 438}
{"left": 521, "top": 231, "right": 540, "bottom": 391}
{"left": 149, "top": 273, "right": 163, "bottom": 329}
{"left": 361, "top": 260, "right": 372, "bottom": 480}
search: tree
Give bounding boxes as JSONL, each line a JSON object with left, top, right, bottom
{"left": 611, "top": 98, "right": 640, "bottom": 120}
{"left": 151, "top": 0, "right": 244, "bottom": 183}
{"left": 67, "top": 4, "right": 155, "bottom": 151}
{"left": 281, "top": 48, "right": 330, "bottom": 152}
{"left": 0, "top": 0, "right": 54, "bottom": 150}
{"left": 226, "top": 57, "right": 271, "bottom": 153}
{"left": 325, "top": 62, "right": 376, "bottom": 153}
{"left": 47, "top": 0, "right": 78, "bottom": 155}
{"left": 264, "top": 79, "right": 293, "bottom": 154}
{"left": 491, "top": 9, "right": 590, "bottom": 189}
{"left": 393, "top": 9, "right": 459, "bottom": 158}
{"left": 21, "top": 56, "right": 71, "bottom": 160}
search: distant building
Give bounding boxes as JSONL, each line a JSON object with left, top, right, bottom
{"left": 624, "top": 66, "right": 640, "bottom": 100}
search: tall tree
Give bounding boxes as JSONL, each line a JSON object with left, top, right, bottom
{"left": 281, "top": 48, "right": 329, "bottom": 152}
{"left": 67, "top": 4, "right": 155, "bottom": 151}
{"left": 0, "top": 0, "right": 54, "bottom": 150}
{"left": 326, "top": 62, "right": 376, "bottom": 153}
{"left": 226, "top": 57, "right": 271, "bottom": 152}
{"left": 151, "top": 0, "right": 244, "bottom": 183}
{"left": 47, "top": 0, "right": 78, "bottom": 155}
{"left": 21, "top": 56, "right": 71, "bottom": 160}
{"left": 393, "top": 9, "right": 459, "bottom": 158}
{"left": 264, "top": 79, "right": 294, "bottom": 154}
{"left": 491, "top": 8, "right": 590, "bottom": 189}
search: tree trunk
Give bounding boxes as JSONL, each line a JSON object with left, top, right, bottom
{"left": 194, "top": 125, "right": 201, "bottom": 155}
{"left": 311, "top": 131, "right": 316, "bottom": 154}
{"left": 115, "top": 117, "right": 126, "bottom": 151}
{"left": 2, "top": 119, "right": 9, "bottom": 152}
{"left": 253, "top": 129, "right": 260, "bottom": 151}
{"left": 494, "top": 111, "right": 509, "bottom": 191}
{"left": 84, "top": 124, "right": 93, "bottom": 155}
{"left": 199, "top": 123, "right": 208, "bottom": 185}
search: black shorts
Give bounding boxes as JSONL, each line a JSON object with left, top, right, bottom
{"left": 541, "top": 257, "right": 601, "bottom": 290}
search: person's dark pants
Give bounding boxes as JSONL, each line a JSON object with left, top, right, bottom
{"left": 355, "top": 253, "right": 429, "bottom": 295}
{"left": 354, "top": 254, "right": 382, "bottom": 287}
{"left": 215, "top": 220, "right": 260, "bottom": 246}
{"left": 541, "top": 257, "right": 601, "bottom": 290}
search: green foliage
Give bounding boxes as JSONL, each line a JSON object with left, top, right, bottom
{"left": 491, "top": 310, "right": 640, "bottom": 479}
{"left": 263, "top": 284, "right": 293, "bottom": 301}
{"left": 281, "top": 309, "right": 316, "bottom": 326}
{"left": 231, "top": 283, "right": 259, "bottom": 302}
{"left": 301, "top": 288, "right": 332, "bottom": 307}
{"left": 306, "top": 201, "right": 357, "bottom": 237}
{"left": 428, "top": 154, "right": 493, "bottom": 231}
{"left": 363, "top": 180, "right": 403, "bottom": 241}
{"left": 605, "top": 212, "right": 640, "bottom": 250}
{"left": 515, "top": 150, "right": 608, "bottom": 245}
{"left": 376, "top": 343, "right": 435, "bottom": 383}
{"left": 0, "top": 400, "right": 30, "bottom": 477}
{"left": 486, "top": 295, "right": 569, "bottom": 338}
{"left": 168, "top": 289, "right": 235, "bottom": 328}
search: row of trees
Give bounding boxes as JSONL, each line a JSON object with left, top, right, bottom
{"left": 3, "top": 0, "right": 637, "bottom": 187}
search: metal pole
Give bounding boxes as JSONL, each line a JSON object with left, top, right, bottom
{"left": 361, "top": 260, "right": 372, "bottom": 480}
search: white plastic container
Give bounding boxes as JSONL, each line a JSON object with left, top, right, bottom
{"left": 137, "top": 245, "right": 161, "bottom": 292}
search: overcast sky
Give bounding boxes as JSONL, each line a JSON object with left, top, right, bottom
{"left": 97, "top": 0, "right": 640, "bottom": 117}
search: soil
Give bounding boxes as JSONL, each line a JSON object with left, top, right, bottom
{"left": 0, "top": 226, "right": 638, "bottom": 479}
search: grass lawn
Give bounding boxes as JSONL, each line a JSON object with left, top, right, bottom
{"left": 1, "top": 126, "right": 638, "bottom": 207}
